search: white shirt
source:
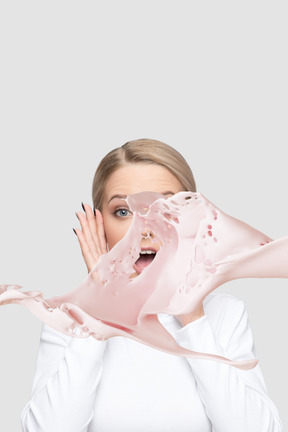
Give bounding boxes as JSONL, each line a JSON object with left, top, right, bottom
{"left": 21, "top": 293, "right": 282, "bottom": 432}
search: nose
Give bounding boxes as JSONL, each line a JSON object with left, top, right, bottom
{"left": 140, "top": 228, "right": 162, "bottom": 252}
{"left": 141, "top": 227, "right": 154, "bottom": 239}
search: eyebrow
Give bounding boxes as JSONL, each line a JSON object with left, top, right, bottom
{"left": 107, "top": 191, "right": 175, "bottom": 204}
{"left": 108, "top": 194, "right": 127, "bottom": 204}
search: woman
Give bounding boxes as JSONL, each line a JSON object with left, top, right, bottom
{"left": 21, "top": 139, "right": 282, "bottom": 431}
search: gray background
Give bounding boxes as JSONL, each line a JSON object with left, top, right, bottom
{"left": 0, "top": 1, "right": 287, "bottom": 430}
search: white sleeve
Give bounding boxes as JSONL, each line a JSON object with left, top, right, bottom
{"left": 174, "top": 295, "right": 283, "bottom": 432}
{"left": 21, "top": 323, "right": 107, "bottom": 432}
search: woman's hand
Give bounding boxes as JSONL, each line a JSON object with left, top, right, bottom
{"left": 176, "top": 304, "right": 204, "bottom": 327}
{"left": 73, "top": 203, "right": 108, "bottom": 273}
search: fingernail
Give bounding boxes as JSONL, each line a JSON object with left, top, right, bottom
{"left": 72, "top": 228, "right": 77, "bottom": 236}
{"left": 75, "top": 212, "right": 79, "bottom": 219}
{"left": 81, "top": 202, "right": 86, "bottom": 212}
{"left": 93, "top": 207, "right": 96, "bottom": 216}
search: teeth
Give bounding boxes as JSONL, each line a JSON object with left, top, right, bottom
{"left": 140, "top": 250, "right": 156, "bottom": 254}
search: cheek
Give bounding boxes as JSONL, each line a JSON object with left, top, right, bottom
{"left": 104, "top": 217, "right": 133, "bottom": 250}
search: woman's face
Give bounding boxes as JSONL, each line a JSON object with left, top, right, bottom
{"left": 101, "top": 163, "right": 183, "bottom": 254}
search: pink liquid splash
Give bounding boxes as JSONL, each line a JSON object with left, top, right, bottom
{"left": 1, "top": 191, "right": 288, "bottom": 370}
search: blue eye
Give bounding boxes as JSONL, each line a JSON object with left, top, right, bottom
{"left": 114, "top": 208, "right": 132, "bottom": 218}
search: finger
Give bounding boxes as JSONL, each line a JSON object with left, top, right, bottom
{"left": 76, "top": 211, "right": 100, "bottom": 259}
{"left": 73, "top": 228, "right": 97, "bottom": 272}
{"left": 81, "top": 204, "right": 106, "bottom": 255}
{"left": 81, "top": 203, "right": 99, "bottom": 249}
{"left": 95, "top": 209, "right": 108, "bottom": 253}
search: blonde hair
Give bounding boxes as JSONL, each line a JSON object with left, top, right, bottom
{"left": 92, "top": 138, "right": 196, "bottom": 211}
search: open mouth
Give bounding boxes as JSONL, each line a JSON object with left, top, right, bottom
{"left": 133, "top": 248, "right": 157, "bottom": 274}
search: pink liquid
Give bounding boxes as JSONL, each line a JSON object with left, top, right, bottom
{"left": 1, "top": 191, "right": 288, "bottom": 370}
